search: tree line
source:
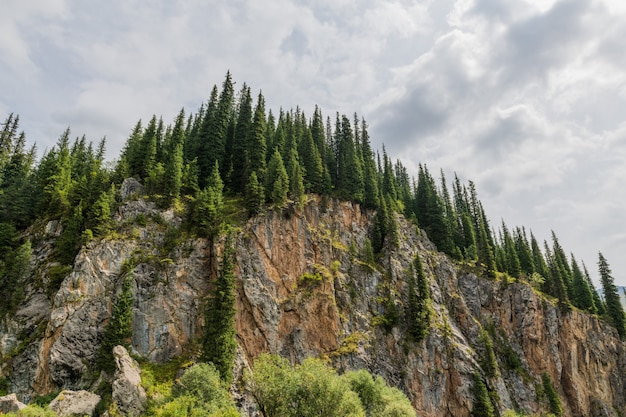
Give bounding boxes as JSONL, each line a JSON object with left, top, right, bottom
{"left": 0, "top": 72, "right": 624, "bottom": 338}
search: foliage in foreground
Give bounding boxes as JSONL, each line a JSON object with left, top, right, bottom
{"left": 248, "top": 353, "right": 415, "bottom": 417}
{"left": 148, "top": 363, "right": 239, "bottom": 417}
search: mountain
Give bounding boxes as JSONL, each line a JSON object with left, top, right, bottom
{"left": 1, "top": 188, "right": 624, "bottom": 416}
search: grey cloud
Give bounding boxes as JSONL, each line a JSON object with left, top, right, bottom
{"left": 495, "top": 0, "right": 591, "bottom": 84}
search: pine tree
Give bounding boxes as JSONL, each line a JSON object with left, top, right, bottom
{"left": 584, "top": 262, "right": 605, "bottom": 315}
{"left": 229, "top": 84, "right": 252, "bottom": 193}
{"left": 198, "top": 73, "right": 234, "bottom": 187}
{"left": 360, "top": 119, "right": 380, "bottom": 210}
{"left": 193, "top": 162, "right": 224, "bottom": 238}
{"left": 471, "top": 372, "right": 494, "bottom": 417}
{"left": 245, "top": 171, "right": 265, "bottom": 217}
{"left": 541, "top": 372, "right": 563, "bottom": 416}
{"left": 98, "top": 273, "right": 134, "bottom": 373}
{"left": 514, "top": 227, "right": 535, "bottom": 276}
{"left": 501, "top": 221, "right": 521, "bottom": 278}
{"left": 247, "top": 91, "right": 268, "bottom": 186}
{"left": 286, "top": 148, "right": 305, "bottom": 202}
{"left": 202, "top": 233, "right": 237, "bottom": 383}
{"left": 570, "top": 256, "right": 596, "bottom": 313}
{"left": 163, "top": 109, "right": 185, "bottom": 204}
{"left": 406, "top": 254, "right": 431, "bottom": 343}
{"left": 598, "top": 253, "right": 626, "bottom": 338}
{"left": 265, "top": 150, "right": 288, "bottom": 207}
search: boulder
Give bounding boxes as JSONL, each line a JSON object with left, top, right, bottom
{"left": 112, "top": 345, "right": 147, "bottom": 416}
{"left": 0, "top": 393, "right": 27, "bottom": 413}
{"left": 119, "top": 178, "right": 144, "bottom": 200}
{"left": 49, "top": 390, "right": 100, "bottom": 417}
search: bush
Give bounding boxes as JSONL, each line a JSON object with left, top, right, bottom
{"left": 343, "top": 369, "right": 415, "bottom": 417}
{"left": 152, "top": 363, "right": 239, "bottom": 417}
{"left": 248, "top": 354, "right": 415, "bottom": 417}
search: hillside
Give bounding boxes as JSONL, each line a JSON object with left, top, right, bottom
{"left": 1, "top": 73, "right": 625, "bottom": 416}
{"left": 0, "top": 190, "right": 624, "bottom": 416}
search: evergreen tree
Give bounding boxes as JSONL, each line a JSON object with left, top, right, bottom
{"left": 551, "top": 231, "right": 573, "bottom": 297}
{"left": 229, "top": 84, "right": 253, "bottom": 193}
{"left": 265, "top": 150, "right": 288, "bottom": 207}
{"left": 415, "top": 165, "right": 452, "bottom": 254}
{"left": 247, "top": 91, "right": 268, "bottom": 186}
{"left": 202, "top": 233, "right": 237, "bottom": 383}
{"left": 245, "top": 171, "right": 264, "bottom": 218}
{"left": 299, "top": 129, "right": 324, "bottom": 194}
{"left": 193, "top": 162, "right": 224, "bottom": 239}
{"left": 478, "top": 328, "right": 498, "bottom": 379}
{"left": 285, "top": 148, "right": 305, "bottom": 202}
{"left": 162, "top": 109, "right": 185, "bottom": 204}
{"left": 335, "top": 115, "right": 364, "bottom": 203}
{"left": 514, "top": 227, "right": 535, "bottom": 276}
{"left": 584, "top": 262, "right": 605, "bottom": 315}
{"left": 544, "top": 243, "right": 569, "bottom": 306}
{"left": 198, "top": 73, "right": 234, "bottom": 187}
{"left": 541, "top": 372, "right": 563, "bottom": 416}
{"left": 530, "top": 232, "right": 549, "bottom": 279}
{"left": 406, "top": 254, "right": 431, "bottom": 343}
{"left": 98, "top": 273, "right": 134, "bottom": 373}
{"left": 476, "top": 216, "right": 497, "bottom": 276}
{"left": 598, "top": 253, "right": 626, "bottom": 338}
{"left": 471, "top": 372, "right": 494, "bottom": 417}
{"left": 360, "top": 119, "right": 380, "bottom": 210}
{"left": 501, "top": 221, "right": 521, "bottom": 278}
{"left": 570, "top": 255, "right": 596, "bottom": 313}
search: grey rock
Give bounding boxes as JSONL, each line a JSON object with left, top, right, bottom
{"left": 119, "top": 178, "right": 144, "bottom": 200}
{"left": 112, "top": 345, "right": 147, "bottom": 417}
{"left": 0, "top": 393, "right": 27, "bottom": 413}
{"left": 48, "top": 390, "right": 100, "bottom": 417}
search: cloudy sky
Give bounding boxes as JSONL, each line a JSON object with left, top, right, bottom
{"left": 2, "top": 0, "right": 626, "bottom": 286}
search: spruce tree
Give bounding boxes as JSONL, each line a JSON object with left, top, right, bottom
{"left": 570, "top": 256, "right": 596, "bottom": 313}
{"left": 229, "top": 84, "right": 252, "bottom": 193}
{"left": 247, "top": 91, "right": 268, "bottom": 185}
{"left": 202, "top": 233, "right": 237, "bottom": 383}
{"left": 265, "top": 149, "right": 288, "bottom": 207}
{"left": 98, "top": 273, "right": 134, "bottom": 373}
{"left": 598, "top": 253, "right": 626, "bottom": 338}
{"left": 584, "top": 262, "right": 605, "bottom": 315}
{"left": 406, "top": 254, "right": 431, "bottom": 343}
{"left": 163, "top": 109, "right": 185, "bottom": 204}
{"left": 471, "top": 372, "right": 494, "bottom": 417}
{"left": 541, "top": 372, "right": 563, "bottom": 416}
{"left": 245, "top": 171, "right": 264, "bottom": 217}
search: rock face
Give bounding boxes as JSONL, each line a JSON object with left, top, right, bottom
{"left": 112, "top": 345, "right": 147, "bottom": 416}
{"left": 0, "top": 393, "right": 27, "bottom": 413}
{"left": 1, "top": 195, "right": 625, "bottom": 416}
{"left": 48, "top": 390, "right": 100, "bottom": 417}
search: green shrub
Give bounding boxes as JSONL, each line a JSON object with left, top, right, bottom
{"left": 151, "top": 363, "right": 239, "bottom": 417}
{"left": 0, "top": 377, "right": 8, "bottom": 395}
{"left": 343, "top": 369, "right": 415, "bottom": 417}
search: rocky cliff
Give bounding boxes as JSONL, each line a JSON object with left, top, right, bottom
{"left": 1, "top": 195, "right": 625, "bottom": 416}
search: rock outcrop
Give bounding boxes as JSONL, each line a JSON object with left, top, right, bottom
{"left": 0, "top": 195, "right": 624, "bottom": 416}
{"left": 48, "top": 389, "right": 100, "bottom": 417}
{"left": 112, "top": 345, "right": 147, "bottom": 416}
{"left": 0, "top": 393, "right": 26, "bottom": 413}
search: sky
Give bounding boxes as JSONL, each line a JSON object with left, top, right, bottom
{"left": 1, "top": 0, "right": 626, "bottom": 286}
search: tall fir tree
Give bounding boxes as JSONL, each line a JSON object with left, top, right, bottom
{"left": 598, "top": 253, "right": 626, "bottom": 338}
{"left": 570, "top": 256, "right": 596, "bottom": 313}
{"left": 229, "top": 84, "right": 253, "bottom": 193}
{"left": 202, "top": 233, "right": 238, "bottom": 383}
